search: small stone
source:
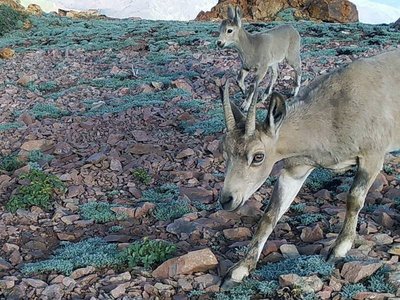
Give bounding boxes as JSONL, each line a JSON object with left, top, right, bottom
{"left": 280, "top": 244, "right": 300, "bottom": 258}
{"left": 109, "top": 271, "right": 131, "bottom": 282}
{"left": 370, "top": 233, "right": 394, "bottom": 245}
{"left": 17, "top": 73, "right": 38, "bottom": 86}
{"left": 22, "top": 278, "right": 48, "bottom": 288}
{"left": 300, "top": 224, "right": 324, "bottom": 243}
{"left": 353, "top": 292, "right": 395, "bottom": 300}
{"left": 0, "top": 47, "right": 15, "bottom": 59}
{"left": 314, "top": 189, "right": 331, "bottom": 200}
{"left": 388, "top": 244, "right": 400, "bottom": 255}
{"left": 62, "top": 277, "right": 76, "bottom": 289}
{"left": 71, "top": 266, "right": 96, "bottom": 279}
{"left": 152, "top": 248, "right": 218, "bottom": 279}
{"left": 341, "top": 261, "right": 382, "bottom": 283}
{"left": 21, "top": 139, "right": 53, "bottom": 151}
{"left": 0, "top": 257, "right": 13, "bottom": 270}
{"left": 177, "top": 278, "right": 192, "bottom": 291}
{"left": 27, "top": 4, "right": 43, "bottom": 16}
{"left": 61, "top": 214, "right": 80, "bottom": 225}
{"left": 41, "top": 284, "right": 63, "bottom": 300}
{"left": 376, "top": 212, "right": 394, "bottom": 228}
{"left": 370, "top": 173, "right": 388, "bottom": 192}
{"left": 223, "top": 227, "right": 252, "bottom": 241}
{"left": 194, "top": 274, "right": 220, "bottom": 288}
{"left": 176, "top": 148, "right": 195, "bottom": 159}
{"left": 110, "top": 158, "right": 122, "bottom": 171}
{"left": 107, "top": 134, "right": 124, "bottom": 145}
{"left": 0, "top": 279, "right": 15, "bottom": 289}
{"left": 279, "top": 274, "right": 323, "bottom": 293}
{"left": 86, "top": 152, "right": 106, "bottom": 163}
{"left": 110, "top": 283, "right": 130, "bottom": 299}
{"left": 132, "top": 130, "right": 151, "bottom": 142}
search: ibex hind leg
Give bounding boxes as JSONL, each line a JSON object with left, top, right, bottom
{"left": 261, "top": 64, "right": 279, "bottom": 103}
{"left": 327, "top": 155, "right": 383, "bottom": 262}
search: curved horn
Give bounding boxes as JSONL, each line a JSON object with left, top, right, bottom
{"left": 219, "top": 79, "right": 236, "bottom": 131}
{"left": 245, "top": 83, "right": 259, "bottom": 137}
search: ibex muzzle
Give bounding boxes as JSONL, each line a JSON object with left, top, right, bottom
{"left": 219, "top": 50, "right": 400, "bottom": 289}
{"left": 217, "top": 5, "right": 302, "bottom": 111}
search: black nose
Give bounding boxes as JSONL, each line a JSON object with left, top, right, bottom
{"left": 219, "top": 192, "right": 234, "bottom": 209}
{"left": 217, "top": 40, "right": 223, "bottom": 47}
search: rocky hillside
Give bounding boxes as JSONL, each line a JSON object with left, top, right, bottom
{"left": 0, "top": 3, "right": 400, "bottom": 300}
{"left": 196, "top": 0, "right": 358, "bottom": 23}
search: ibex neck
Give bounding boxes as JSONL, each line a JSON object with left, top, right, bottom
{"left": 234, "top": 29, "right": 254, "bottom": 62}
{"left": 275, "top": 106, "right": 324, "bottom": 161}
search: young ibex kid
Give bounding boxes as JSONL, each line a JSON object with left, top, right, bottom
{"left": 218, "top": 49, "right": 400, "bottom": 289}
{"left": 217, "top": 5, "right": 302, "bottom": 111}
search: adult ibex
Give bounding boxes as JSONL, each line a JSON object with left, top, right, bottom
{"left": 218, "top": 49, "right": 400, "bottom": 289}
{"left": 217, "top": 5, "right": 302, "bottom": 111}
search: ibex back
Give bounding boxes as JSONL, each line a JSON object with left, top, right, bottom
{"left": 219, "top": 49, "right": 400, "bottom": 289}
{"left": 217, "top": 5, "right": 302, "bottom": 111}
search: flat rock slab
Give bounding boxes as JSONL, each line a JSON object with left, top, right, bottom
{"left": 152, "top": 248, "right": 218, "bottom": 279}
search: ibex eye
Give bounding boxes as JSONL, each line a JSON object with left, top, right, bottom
{"left": 227, "top": 29, "right": 233, "bottom": 33}
{"left": 252, "top": 153, "right": 265, "bottom": 164}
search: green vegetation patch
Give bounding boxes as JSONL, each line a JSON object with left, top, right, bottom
{"left": 0, "top": 153, "right": 24, "bottom": 172}
{"left": 6, "top": 169, "right": 65, "bottom": 213}
{"left": 22, "top": 238, "right": 122, "bottom": 275}
{"left": 341, "top": 283, "right": 367, "bottom": 300}
{"left": 0, "top": 4, "right": 27, "bottom": 37}
{"left": 214, "top": 279, "right": 279, "bottom": 300}
{"left": 132, "top": 168, "right": 152, "bottom": 185}
{"left": 28, "top": 150, "right": 54, "bottom": 164}
{"left": 84, "top": 88, "right": 188, "bottom": 116}
{"left": 79, "top": 202, "right": 127, "bottom": 223}
{"left": 141, "top": 183, "right": 193, "bottom": 221}
{"left": 305, "top": 168, "right": 335, "bottom": 192}
{"left": 0, "top": 122, "right": 22, "bottom": 132}
{"left": 119, "top": 238, "right": 176, "bottom": 269}
{"left": 256, "top": 255, "right": 334, "bottom": 281}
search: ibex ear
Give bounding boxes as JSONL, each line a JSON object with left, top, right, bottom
{"left": 264, "top": 92, "right": 286, "bottom": 136}
{"left": 227, "top": 5, "right": 235, "bottom": 20}
{"left": 234, "top": 6, "right": 242, "bottom": 27}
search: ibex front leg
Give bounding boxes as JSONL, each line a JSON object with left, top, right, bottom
{"left": 327, "top": 155, "right": 383, "bottom": 261}
{"left": 241, "top": 69, "right": 268, "bottom": 111}
{"left": 221, "top": 165, "right": 314, "bottom": 289}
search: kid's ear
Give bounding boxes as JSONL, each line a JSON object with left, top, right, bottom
{"left": 227, "top": 5, "right": 235, "bottom": 20}
{"left": 234, "top": 6, "right": 242, "bottom": 27}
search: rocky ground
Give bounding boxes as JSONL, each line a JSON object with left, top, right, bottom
{"left": 1, "top": 11, "right": 400, "bottom": 300}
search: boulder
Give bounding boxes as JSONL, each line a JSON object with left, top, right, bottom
{"left": 0, "top": 0, "right": 25, "bottom": 11}
{"left": 341, "top": 261, "right": 382, "bottom": 283}
{"left": 195, "top": 0, "right": 358, "bottom": 23}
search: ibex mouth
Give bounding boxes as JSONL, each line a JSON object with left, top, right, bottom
{"left": 216, "top": 41, "right": 225, "bottom": 48}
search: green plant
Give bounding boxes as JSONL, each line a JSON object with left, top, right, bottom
{"left": 119, "top": 238, "right": 176, "bottom": 269}
{"left": 255, "top": 255, "right": 334, "bottom": 281}
{"left": 142, "top": 183, "right": 180, "bottom": 202}
{"left": 79, "top": 202, "right": 126, "bottom": 223}
{"left": 0, "top": 4, "right": 27, "bottom": 37}
{"left": 22, "top": 238, "right": 122, "bottom": 275}
{"left": 341, "top": 283, "right": 367, "bottom": 300}
{"left": 6, "top": 169, "right": 65, "bottom": 213}
{"left": 0, "top": 153, "right": 24, "bottom": 172}
{"left": 28, "top": 150, "right": 54, "bottom": 164}
{"left": 293, "top": 213, "right": 326, "bottom": 226}
{"left": 0, "top": 122, "right": 22, "bottom": 131}
{"left": 214, "top": 279, "right": 279, "bottom": 300}
{"left": 276, "top": 8, "right": 296, "bottom": 22}
{"left": 132, "top": 168, "right": 152, "bottom": 185}
{"left": 188, "top": 290, "right": 206, "bottom": 298}
{"left": 366, "top": 267, "right": 397, "bottom": 293}
{"left": 153, "top": 199, "right": 193, "bottom": 221}
{"left": 109, "top": 225, "right": 123, "bottom": 233}
{"left": 29, "top": 103, "right": 68, "bottom": 119}
{"left": 291, "top": 203, "right": 306, "bottom": 213}
{"left": 305, "top": 168, "right": 334, "bottom": 192}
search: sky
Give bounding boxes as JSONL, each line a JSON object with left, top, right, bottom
{"left": 20, "top": 0, "right": 400, "bottom": 24}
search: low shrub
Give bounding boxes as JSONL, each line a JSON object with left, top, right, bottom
{"left": 6, "top": 169, "right": 65, "bottom": 212}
